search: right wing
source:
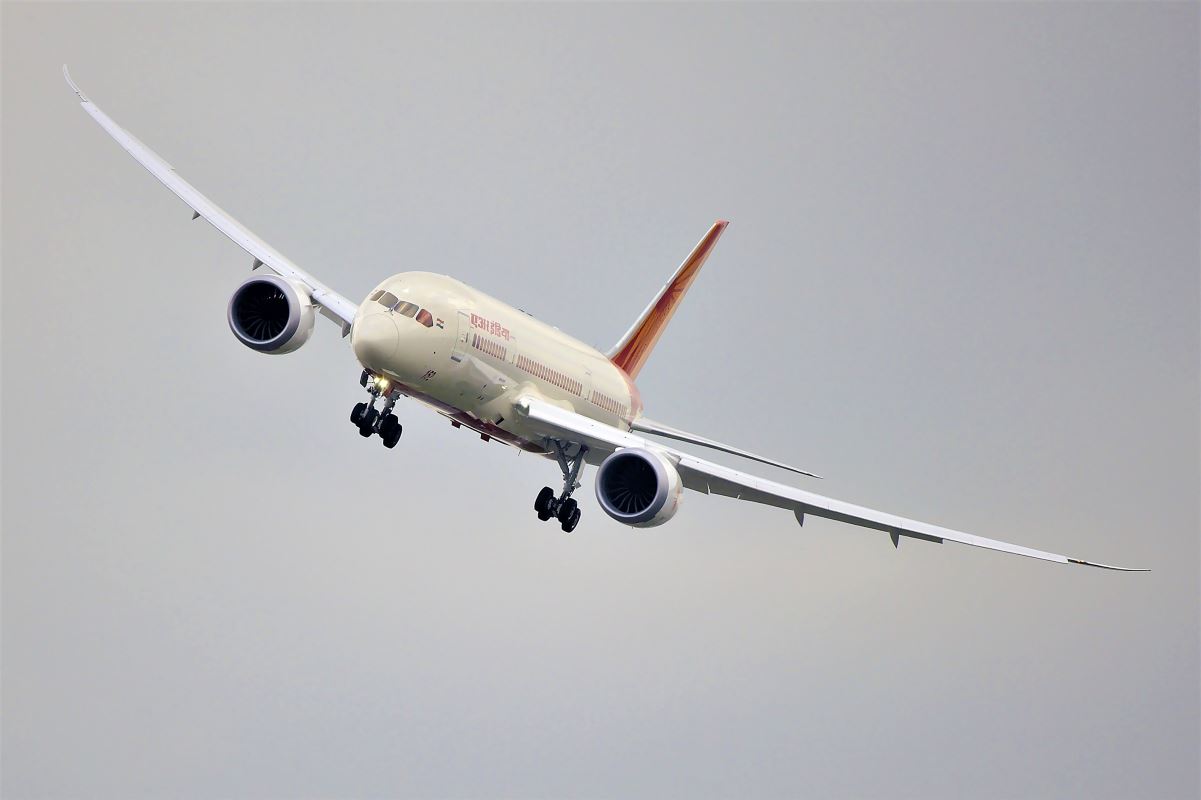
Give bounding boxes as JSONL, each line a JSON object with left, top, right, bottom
{"left": 63, "top": 66, "right": 357, "bottom": 332}
{"left": 515, "top": 397, "right": 1147, "bottom": 571}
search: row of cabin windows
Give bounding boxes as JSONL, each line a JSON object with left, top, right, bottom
{"left": 374, "top": 298, "right": 624, "bottom": 414}
{"left": 516, "top": 355, "right": 582, "bottom": 396}
{"left": 476, "top": 341, "right": 625, "bottom": 415}
{"left": 368, "top": 290, "right": 434, "bottom": 328}
{"left": 591, "top": 390, "right": 627, "bottom": 418}
{"left": 471, "top": 333, "right": 507, "bottom": 361}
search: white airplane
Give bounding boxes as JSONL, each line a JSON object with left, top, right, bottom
{"left": 65, "top": 68, "right": 1145, "bottom": 570}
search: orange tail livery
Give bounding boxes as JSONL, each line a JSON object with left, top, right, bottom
{"left": 606, "top": 220, "right": 728, "bottom": 378}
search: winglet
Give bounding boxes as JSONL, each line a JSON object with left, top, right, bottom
{"left": 62, "top": 65, "right": 88, "bottom": 103}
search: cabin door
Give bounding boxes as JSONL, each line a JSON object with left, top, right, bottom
{"left": 450, "top": 311, "right": 471, "bottom": 364}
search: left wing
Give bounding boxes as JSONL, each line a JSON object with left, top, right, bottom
{"left": 63, "top": 67, "right": 357, "bottom": 331}
{"left": 515, "top": 397, "right": 1147, "bottom": 571}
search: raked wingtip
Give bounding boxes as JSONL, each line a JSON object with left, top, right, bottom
{"left": 1068, "top": 558, "right": 1150, "bottom": 572}
{"left": 62, "top": 65, "right": 88, "bottom": 102}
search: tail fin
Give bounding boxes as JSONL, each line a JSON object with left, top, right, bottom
{"left": 606, "top": 220, "right": 728, "bottom": 378}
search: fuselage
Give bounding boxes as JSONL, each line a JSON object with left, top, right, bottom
{"left": 350, "top": 272, "right": 643, "bottom": 458}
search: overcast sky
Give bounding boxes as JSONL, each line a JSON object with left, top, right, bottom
{"left": 3, "top": 3, "right": 1198, "bottom": 798}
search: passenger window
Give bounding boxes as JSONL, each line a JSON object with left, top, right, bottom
{"left": 396, "top": 302, "right": 419, "bottom": 318}
{"left": 377, "top": 291, "right": 398, "bottom": 308}
{"left": 416, "top": 309, "right": 434, "bottom": 328}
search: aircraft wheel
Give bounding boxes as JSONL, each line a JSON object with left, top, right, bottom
{"left": 561, "top": 507, "right": 581, "bottom": 533}
{"left": 534, "top": 487, "right": 555, "bottom": 516}
{"left": 351, "top": 402, "right": 368, "bottom": 425}
{"left": 556, "top": 497, "right": 578, "bottom": 524}
{"left": 381, "top": 416, "right": 402, "bottom": 448}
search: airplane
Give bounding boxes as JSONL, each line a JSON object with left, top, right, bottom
{"left": 64, "top": 67, "right": 1146, "bottom": 571}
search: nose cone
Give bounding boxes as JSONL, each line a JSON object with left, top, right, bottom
{"left": 351, "top": 313, "right": 400, "bottom": 370}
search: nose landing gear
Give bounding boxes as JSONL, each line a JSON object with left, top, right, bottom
{"left": 534, "top": 442, "right": 588, "bottom": 533}
{"left": 352, "top": 370, "right": 403, "bottom": 448}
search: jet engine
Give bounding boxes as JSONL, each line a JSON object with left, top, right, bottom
{"left": 594, "top": 448, "right": 683, "bottom": 528}
{"left": 227, "top": 274, "right": 315, "bottom": 354}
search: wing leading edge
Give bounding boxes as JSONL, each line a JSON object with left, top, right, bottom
{"left": 63, "top": 66, "right": 356, "bottom": 331}
{"left": 515, "top": 398, "right": 1147, "bottom": 571}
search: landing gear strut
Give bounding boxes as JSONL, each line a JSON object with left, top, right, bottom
{"left": 352, "top": 370, "right": 402, "bottom": 448}
{"left": 534, "top": 441, "right": 587, "bottom": 533}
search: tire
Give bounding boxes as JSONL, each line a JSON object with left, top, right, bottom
{"left": 351, "top": 402, "right": 367, "bottom": 425}
{"left": 534, "top": 487, "right": 555, "bottom": 515}
{"left": 362, "top": 407, "right": 379, "bottom": 428}
{"left": 561, "top": 507, "right": 581, "bottom": 533}
{"left": 556, "top": 497, "right": 578, "bottom": 524}
{"left": 358, "top": 424, "right": 374, "bottom": 437}
{"left": 380, "top": 414, "right": 399, "bottom": 437}
{"left": 382, "top": 418, "right": 402, "bottom": 449}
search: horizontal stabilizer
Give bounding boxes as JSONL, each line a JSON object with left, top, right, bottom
{"left": 631, "top": 417, "right": 822, "bottom": 479}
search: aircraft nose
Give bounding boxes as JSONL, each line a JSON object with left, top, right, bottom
{"left": 351, "top": 313, "right": 400, "bottom": 369}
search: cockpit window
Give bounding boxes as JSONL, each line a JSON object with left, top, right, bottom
{"left": 369, "top": 291, "right": 435, "bottom": 329}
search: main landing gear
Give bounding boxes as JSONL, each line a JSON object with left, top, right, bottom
{"left": 352, "top": 370, "right": 402, "bottom": 448}
{"left": 534, "top": 441, "right": 589, "bottom": 533}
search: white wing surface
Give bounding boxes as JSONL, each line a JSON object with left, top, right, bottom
{"left": 515, "top": 397, "right": 1146, "bottom": 571}
{"left": 63, "top": 67, "right": 357, "bottom": 331}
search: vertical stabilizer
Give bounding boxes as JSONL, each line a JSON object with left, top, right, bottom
{"left": 607, "top": 220, "right": 728, "bottom": 378}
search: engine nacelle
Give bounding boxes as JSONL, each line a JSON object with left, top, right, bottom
{"left": 594, "top": 448, "right": 683, "bottom": 528}
{"left": 227, "top": 274, "right": 315, "bottom": 355}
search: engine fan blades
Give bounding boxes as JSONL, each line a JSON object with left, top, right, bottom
{"left": 235, "top": 287, "right": 289, "bottom": 341}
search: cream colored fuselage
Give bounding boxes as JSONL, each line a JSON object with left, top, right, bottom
{"left": 350, "top": 272, "right": 642, "bottom": 457}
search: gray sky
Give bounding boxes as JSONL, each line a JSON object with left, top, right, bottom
{"left": 3, "top": 3, "right": 1198, "bottom": 798}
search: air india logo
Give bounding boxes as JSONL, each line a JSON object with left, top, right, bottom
{"left": 469, "top": 313, "right": 511, "bottom": 341}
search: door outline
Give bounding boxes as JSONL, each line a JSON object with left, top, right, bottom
{"left": 450, "top": 311, "right": 471, "bottom": 363}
